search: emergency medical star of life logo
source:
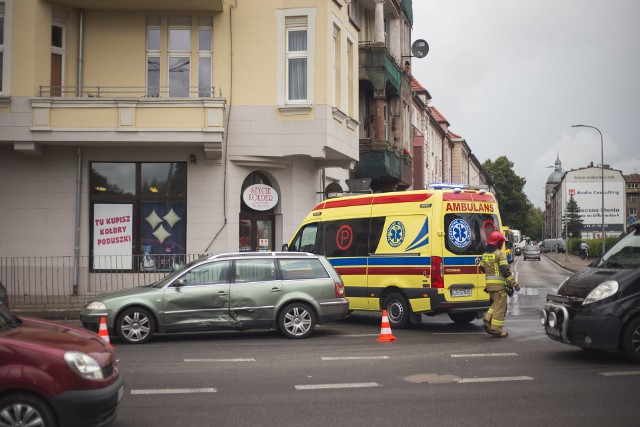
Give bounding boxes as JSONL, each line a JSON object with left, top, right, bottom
{"left": 448, "top": 218, "right": 471, "bottom": 248}
{"left": 386, "top": 221, "right": 405, "bottom": 248}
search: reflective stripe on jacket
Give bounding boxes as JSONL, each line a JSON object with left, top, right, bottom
{"left": 482, "top": 249, "right": 514, "bottom": 291}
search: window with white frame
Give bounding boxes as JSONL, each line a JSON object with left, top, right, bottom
{"left": 276, "top": 9, "right": 315, "bottom": 110}
{"left": 628, "top": 183, "right": 639, "bottom": 189}
{"left": 631, "top": 208, "right": 638, "bottom": 216}
{"left": 146, "top": 16, "right": 213, "bottom": 98}
{"left": 332, "top": 23, "right": 340, "bottom": 107}
{"left": 346, "top": 38, "right": 353, "bottom": 115}
{"left": 286, "top": 17, "right": 308, "bottom": 103}
{"left": 630, "top": 195, "right": 637, "bottom": 203}
{"left": 168, "top": 16, "right": 191, "bottom": 97}
{"left": 51, "top": 22, "right": 64, "bottom": 96}
{"left": 197, "top": 17, "right": 213, "bottom": 97}
{"left": 146, "top": 16, "right": 161, "bottom": 97}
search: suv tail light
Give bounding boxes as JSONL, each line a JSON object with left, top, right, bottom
{"left": 431, "top": 256, "right": 444, "bottom": 289}
{"left": 335, "top": 280, "right": 345, "bottom": 298}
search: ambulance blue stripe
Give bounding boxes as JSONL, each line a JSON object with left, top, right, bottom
{"left": 329, "top": 258, "right": 368, "bottom": 267}
{"left": 444, "top": 256, "right": 479, "bottom": 266}
{"left": 330, "top": 256, "right": 478, "bottom": 267}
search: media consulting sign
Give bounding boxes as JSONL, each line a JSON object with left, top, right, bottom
{"left": 243, "top": 184, "right": 279, "bottom": 211}
{"left": 564, "top": 167, "right": 625, "bottom": 235}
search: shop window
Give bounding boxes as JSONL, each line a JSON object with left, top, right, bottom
{"left": 90, "top": 162, "right": 187, "bottom": 272}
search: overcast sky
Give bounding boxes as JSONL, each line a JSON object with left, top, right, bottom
{"left": 411, "top": 0, "right": 640, "bottom": 209}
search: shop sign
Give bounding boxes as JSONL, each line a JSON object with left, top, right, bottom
{"left": 93, "top": 204, "right": 133, "bottom": 270}
{"left": 243, "top": 184, "right": 278, "bottom": 211}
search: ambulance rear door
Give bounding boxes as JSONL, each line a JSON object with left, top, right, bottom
{"left": 440, "top": 196, "right": 501, "bottom": 303}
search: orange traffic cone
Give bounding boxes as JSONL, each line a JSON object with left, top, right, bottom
{"left": 377, "top": 310, "right": 397, "bottom": 342}
{"left": 98, "top": 316, "right": 112, "bottom": 348}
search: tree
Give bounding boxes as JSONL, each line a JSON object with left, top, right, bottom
{"left": 523, "top": 206, "right": 544, "bottom": 241}
{"left": 563, "top": 195, "right": 583, "bottom": 238}
{"left": 482, "top": 156, "right": 531, "bottom": 231}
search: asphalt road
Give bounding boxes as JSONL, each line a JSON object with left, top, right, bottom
{"left": 107, "top": 256, "right": 640, "bottom": 427}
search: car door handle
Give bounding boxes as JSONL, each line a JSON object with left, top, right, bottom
{"left": 271, "top": 288, "right": 283, "bottom": 293}
{"left": 217, "top": 291, "right": 228, "bottom": 296}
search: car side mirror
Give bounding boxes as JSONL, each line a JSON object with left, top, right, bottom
{"left": 282, "top": 244, "right": 289, "bottom": 251}
{"left": 174, "top": 278, "right": 187, "bottom": 287}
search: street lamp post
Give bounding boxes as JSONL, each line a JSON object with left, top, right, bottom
{"left": 572, "top": 124, "right": 605, "bottom": 255}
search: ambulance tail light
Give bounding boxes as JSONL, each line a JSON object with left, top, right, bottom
{"left": 335, "top": 280, "right": 345, "bottom": 298}
{"left": 431, "top": 256, "right": 444, "bottom": 288}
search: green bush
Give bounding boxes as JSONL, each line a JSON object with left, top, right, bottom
{"left": 571, "top": 236, "right": 623, "bottom": 259}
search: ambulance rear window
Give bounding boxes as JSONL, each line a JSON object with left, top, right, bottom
{"left": 444, "top": 213, "right": 500, "bottom": 255}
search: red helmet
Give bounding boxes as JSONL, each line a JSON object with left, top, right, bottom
{"left": 488, "top": 231, "right": 506, "bottom": 246}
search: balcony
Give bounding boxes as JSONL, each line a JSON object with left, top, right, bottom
{"left": 358, "top": 42, "right": 403, "bottom": 96}
{"left": 28, "top": 86, "right": 226, "bottom": 163}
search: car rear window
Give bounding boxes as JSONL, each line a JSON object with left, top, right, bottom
{"left": 279, "top": 259, "right": 329, "bottom": 280}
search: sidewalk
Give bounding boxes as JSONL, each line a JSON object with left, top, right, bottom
{"left": 542, "top": 251, "right": 593, "bottom": 273}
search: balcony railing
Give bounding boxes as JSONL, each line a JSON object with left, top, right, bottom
{"left": 39, "top": 85, "right": 220, "bottom": 98}
{"left": 0, "top": 254, "right": 207, "bottom": 307}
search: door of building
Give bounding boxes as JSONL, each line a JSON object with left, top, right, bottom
{"left": 239, "top": 172, "right": 277, "bottom": 252}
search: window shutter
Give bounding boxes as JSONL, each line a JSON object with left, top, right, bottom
{"left": 285, "top": 16, "right": 307, "bottom": 28}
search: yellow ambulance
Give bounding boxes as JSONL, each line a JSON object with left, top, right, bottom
{"left": 285, "top": 184, "right": 504, "bottom": 328}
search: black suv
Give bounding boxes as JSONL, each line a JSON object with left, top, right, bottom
{"left": 541, "top": 223, "right": 640, "bottom": 362}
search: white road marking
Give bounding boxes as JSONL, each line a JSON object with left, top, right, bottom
{"left": 451, "top": 353, "right": 518, "bottom": 358}
{"left": 131, "top": 388, "right": 217, "bottom": 395}
{"left": 599, "top": 370, "right": 640, "bottom": 377}
{"left": 459, "top": 376, "right": 533, "bottom": 383}
{"left": 295, "top": 382, "right": 380, "bottom": 390}
{"left": 334, "top": 334, "right": 380, "bottom": 337}
{"left": 321, "top": 356, "right": 390, "bottom": 361}
{"left": 184, "top": 358, "right": 256, "bottom": 362}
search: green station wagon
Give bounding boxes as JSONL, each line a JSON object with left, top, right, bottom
{"left": 81, "top": 252, "right": 349, "bottom": 344}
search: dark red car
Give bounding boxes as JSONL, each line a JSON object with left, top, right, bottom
{"left": 0, "top": 310, "right": 124, "bottom": 427}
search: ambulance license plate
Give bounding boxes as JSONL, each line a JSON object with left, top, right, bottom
{"left": 450, "top": 289, "right": 472, "bottom": 298}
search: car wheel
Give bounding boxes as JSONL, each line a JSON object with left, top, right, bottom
{"left": 448, "top": 312, "right": 476, "bottom": 324}
{"left": 116, "top": 307, "right": 155, "bottom": 344}
{"left": 384, "top": 293, "right": 410, "bottom": 329}
{"left": 622, "top": 317, "right": 640, "bottom": 363}
{"left": 278, "top": 302, "right": 316, "bottom": 339}
{"left": 0, "top": 392, "right": 57, "bottom": 427}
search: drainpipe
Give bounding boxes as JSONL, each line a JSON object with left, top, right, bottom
{"left": 72, "top": 10, "right": 85, "bottom": 294}
{"left": 77, "top": 10, "right": 84, "bottom": 96}
{"left": 73, "top": 147, "right": 82, "bottom": 296}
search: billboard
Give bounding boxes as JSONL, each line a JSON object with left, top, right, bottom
{"left": 564, "top": 167, "right": 625, "bottom": 236}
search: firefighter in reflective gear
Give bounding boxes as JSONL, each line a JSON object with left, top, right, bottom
{"left": 480, "top": 231, "right": 520, "bottom": 338}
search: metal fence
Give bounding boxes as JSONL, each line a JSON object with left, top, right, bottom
{"left": 0, "top": 254, "right": 206, "bottom": 307}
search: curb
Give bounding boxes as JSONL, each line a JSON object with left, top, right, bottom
{"left": 12, "top": 308, "right": 82, "bottom": 321}
{"left": 543, "top": 255, "right": 581, "bottom": 273}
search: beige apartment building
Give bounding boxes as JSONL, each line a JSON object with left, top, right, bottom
{"left": 0, "top": 0, "right": 361, "bottom": 294}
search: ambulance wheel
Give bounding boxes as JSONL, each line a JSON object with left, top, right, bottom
{"left": 621, "top": 316, "right": 640, "bottom": 363}
{"left": 384, "top": 293, "right": 410, "bottom": 329}
{"left": 448, "top": 312, "right": 476, "bottom": 324}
